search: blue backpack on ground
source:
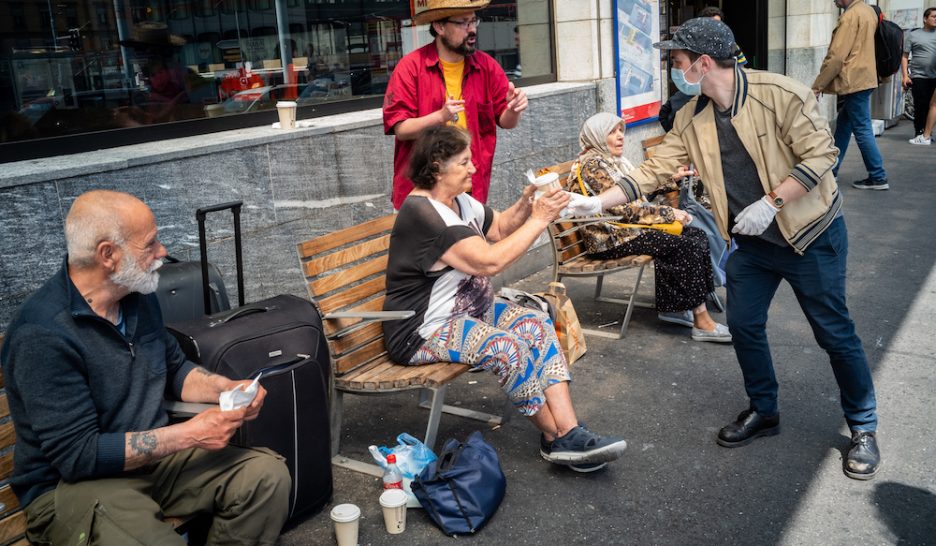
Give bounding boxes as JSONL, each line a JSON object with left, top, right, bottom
{"left": 411, "top": 431, "right": 506, "bottom": 536}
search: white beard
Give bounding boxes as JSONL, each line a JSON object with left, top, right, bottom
{"left": 111, "top": 251, "right": 163, "bottom": 295}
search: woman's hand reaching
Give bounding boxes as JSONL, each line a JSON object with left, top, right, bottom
{"left": 531, "top": 188, "right": 570, "bottom": 222}
{"left": 672, "top": 208, "right": 694, "bottom": 225}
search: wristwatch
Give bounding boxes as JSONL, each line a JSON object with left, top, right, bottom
{"left": 768, "top": 190, "right": 784, "bottom": 209}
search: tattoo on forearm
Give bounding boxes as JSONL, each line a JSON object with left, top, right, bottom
{"left": 194, "top": 366, "right": 213, "bottom": 376}
{"left": 129, "top": 431, "right": 158, "bottom": 457}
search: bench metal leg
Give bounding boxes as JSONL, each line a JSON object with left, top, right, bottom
{"left": 585, "top": 262, "right": 650, "bottom": 339}
{"left": 417, "top": 386, "right": 508, "bottom": 450}
{"left": 330, "top": 388, "right": 386, "bottom": 477}
{"left": 594, "top": 274, "right": 605, "bottom": 300}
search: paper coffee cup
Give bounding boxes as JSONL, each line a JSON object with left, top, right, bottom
{"left": 203, "top": 104, "right": 224, "bottom": 118}
{"left": 378, "top": 489, "right": 407, "bottom": 535}
{"left": 276, "top": 100, "right": 297, "bottom": 129}
{"left": 330, "top": 503, "right": 361, "bottom": 546}
{"left": 531, "top": 171, "right": 561, "bottom": 200}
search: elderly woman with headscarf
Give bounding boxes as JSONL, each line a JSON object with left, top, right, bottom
{"left": 383, "top": 125, "right": 628, "bottom": 471}
{"left": 565, "top": 112, "right": 730, "bottom": 342}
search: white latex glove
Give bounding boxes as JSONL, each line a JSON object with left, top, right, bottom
{"left": 563, "top": 192, "right": 603, "bottom": 217}
{"left": 732, "top": 196, "right": 779, "bottom": 236}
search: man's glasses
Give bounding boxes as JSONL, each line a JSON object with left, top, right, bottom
{"left": 444, "top": 17, "right": 481, "bottom": 29}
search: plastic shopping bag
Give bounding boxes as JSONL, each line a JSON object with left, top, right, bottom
{"left": 369, "top": 433, "right": 438, "bottom": 508}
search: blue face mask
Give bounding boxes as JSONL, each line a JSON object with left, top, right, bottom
{"left": 671, "top": 58, "right": 705, "bottom": 96}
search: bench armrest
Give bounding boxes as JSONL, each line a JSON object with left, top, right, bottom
{"left": 553, "top": 215, "right": 623, "bottom": 224}
{"left": 163, "top": 400, "right": 218, "bottom": 418}
{"left": 324, "top": 310, "right": 416, "bottom": 339}
{"left": 324, "top": 311, "right": 415, "bottom": 320}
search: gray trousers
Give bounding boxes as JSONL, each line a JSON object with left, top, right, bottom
{"left": 24, "top": 446, "right": 291, "bottom": 546}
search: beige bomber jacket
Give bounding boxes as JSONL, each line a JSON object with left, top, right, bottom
{"left": 812, "top": 0, "right": 879, "bottom": 95}
{"left": 620, "top": 66, "right": 841, "bottom": 255}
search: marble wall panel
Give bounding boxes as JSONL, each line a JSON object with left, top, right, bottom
{"left": 268, "top": 132, "right": 340, "bottom": 224}
{"left": 332, "top": 127, "right": 395, "bottom": 197}
{"left": 0, "top": 182, "right": 67, "bottom": 326}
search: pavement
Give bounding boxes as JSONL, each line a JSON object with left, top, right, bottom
{"left": 278, "top": 120, "right": 936, "bottom": 546}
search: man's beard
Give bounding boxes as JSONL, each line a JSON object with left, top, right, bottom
{"left": 111, "top": 251, "right": 163, "bottom": 295}
{"left": 441, "top": 32, "right": 477, "bottom": 56}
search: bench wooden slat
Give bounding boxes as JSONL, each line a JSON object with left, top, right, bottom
{"left": 0, "top": 394, "right": 9, "bottom": 422}
{"left": 303, "top": 237, "right": 389, "bottom": 280}
{"left": 317, "top": 276, "right": 386, "bottom": 316}
{"left": 0, "top": 486, "right": 20, "bottom": 518}
{"left": 308, "top": 254, "right": 388, "bottom": 297}
{"left": 333, "top": 337, "right": 388, "bottom": 376}
{"left": 0, "top": 423, "right": 13, "bottom": 455}
{"left": 0, "top": 511, "right": 27, "bottom": 546}
{"left": 297, "top": 215, "right": 395, "bottom": 258}
{"left": 328, "top": 322, "right": 383, "bottom": 358}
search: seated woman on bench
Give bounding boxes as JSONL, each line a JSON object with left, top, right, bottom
{"left": 565, "top": 112, "right": 730, "bottom": 343}
{"left": 383, "top": 125, "right": 627, "bottom": 472}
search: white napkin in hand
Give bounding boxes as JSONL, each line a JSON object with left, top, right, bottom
{"left": 219, "top": 373, "right": 262, "bottom": 411}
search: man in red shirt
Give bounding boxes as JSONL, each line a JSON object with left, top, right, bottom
{"left": 383, "top": 0, "right": 528, "bottom": 209}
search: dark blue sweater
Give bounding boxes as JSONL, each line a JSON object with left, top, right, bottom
{"left": 0, "top": 258, "right": 196, "bottom": 507}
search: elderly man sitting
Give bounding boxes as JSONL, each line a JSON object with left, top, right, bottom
{"left": 0, "top": 190, "right": 291, "bottom": 545}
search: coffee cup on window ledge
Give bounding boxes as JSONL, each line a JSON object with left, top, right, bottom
{"left": 204, "top": 104, "right": 224, "bottom": 118}
{"left": 276, "top": 101, "right": 297, "bottom": 129}
{"left": 531, "top": 172, "right": 561, "bottom": 199}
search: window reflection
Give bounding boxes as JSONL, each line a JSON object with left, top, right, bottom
{"left": 1, "top": 0, "right": 547, "bottom": 147}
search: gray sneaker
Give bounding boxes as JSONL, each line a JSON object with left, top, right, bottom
{"left": 542, "top": 425, "right": 627, "bottom": 465}
{"left": 658, "top": 310, "right": 694, "bottom": 328}
{"left": 691, "top": 322, "right": 732, "bottom": 343}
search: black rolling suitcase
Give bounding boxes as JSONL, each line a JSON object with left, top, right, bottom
{"left": 166, "top": 203, "right": 333, "bottom": 521}
{"left": 155, "top": 201, "right": 244, "bottom": 323}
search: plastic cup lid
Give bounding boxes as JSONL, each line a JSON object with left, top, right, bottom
{"left": 330, "top": 503, "right": 361, "bottom": 522}
{"left": 533, "top": 172, "right": 559, "bottom": 186}
{"left": 379, "top": 489, "right": 408, "bottom": 507}
{"left": 276, "top": 101, "right": 297, "bottom": 107}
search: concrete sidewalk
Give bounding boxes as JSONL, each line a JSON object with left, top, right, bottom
{"left": 279, "top": 120, "right": 935, "bottom": 546}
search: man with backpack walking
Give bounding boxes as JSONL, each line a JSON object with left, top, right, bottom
{"left": 813, "top": 0, "right": 889, "bottom": 191}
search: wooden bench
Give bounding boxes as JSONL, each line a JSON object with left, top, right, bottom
{"left": 540, "top": 161, "right": 655, "bottom": 340}
{"left": 0, "top": 335, "right": 195, "bottom": 544}
{"left": 296, "top": 215, "right": 509, "bottom": 477}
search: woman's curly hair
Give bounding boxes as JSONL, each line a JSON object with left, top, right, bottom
{"left": 406, "top": 125, "right": 471, "bottom": 189}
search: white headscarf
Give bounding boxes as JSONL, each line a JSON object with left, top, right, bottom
{"left": 578, "top": 112, "right": 634, "bottom": 173}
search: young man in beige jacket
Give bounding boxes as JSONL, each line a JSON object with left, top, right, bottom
{"left": 565, "top": 17, "right": 881, "bottom": 481}
{"left": 813, "top": 0, "right": 889, "bottom": 190}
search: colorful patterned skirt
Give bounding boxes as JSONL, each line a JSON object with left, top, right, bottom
{"left": 409, "top": 298, "right": 571, "bottom": 416}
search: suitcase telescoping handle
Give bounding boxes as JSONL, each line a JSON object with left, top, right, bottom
{"left": 196, "top": 201, "right": 245, "bottom": 315}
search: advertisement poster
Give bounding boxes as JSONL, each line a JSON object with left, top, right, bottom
{"left": 614, "top": 0, "right": 662, "bottom": 125}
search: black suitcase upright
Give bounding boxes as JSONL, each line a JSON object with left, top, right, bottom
{"left": 166, "top": 202, "right": 332, "bottom": 521}
{"left": 155, "top": 201, "right": 244, "bottom": 323}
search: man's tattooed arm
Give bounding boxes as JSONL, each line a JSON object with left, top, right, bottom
{"left": 123, "top": 428, "right": 184, "bottom": 470}
{"left": 179, "top": 365, "right": 237, "bottom": 403}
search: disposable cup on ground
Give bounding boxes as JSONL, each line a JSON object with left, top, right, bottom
{"left": 276, "top": 101, "right": 298, "bottom": 129}
{"left": 330, "top": 503, "right": 361, "bottom": 546}
{"left": 379, "top": 488, "right": 408, "bottom": 535}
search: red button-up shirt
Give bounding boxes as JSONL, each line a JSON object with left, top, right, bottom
{"left": 383, "top": 42, "right": 509, "bottom": 209}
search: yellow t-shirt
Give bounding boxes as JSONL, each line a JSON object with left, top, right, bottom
{"left": 440, "top": 58, "right": 467, "bottom": 130}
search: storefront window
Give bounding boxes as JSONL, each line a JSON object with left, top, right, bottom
{"left": 0, "top": 0, "right": 553, "bottom": 159}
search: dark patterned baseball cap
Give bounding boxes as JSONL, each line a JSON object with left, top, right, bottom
{"left": 653, "top": 17, "right": 736, "bottom": 59}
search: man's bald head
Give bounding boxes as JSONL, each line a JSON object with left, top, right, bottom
{"left": 65, "top": 190, "right": 152, "bottom": 268}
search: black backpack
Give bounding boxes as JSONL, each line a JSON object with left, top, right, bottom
{"left": 870, "top": 5, "right": 904, "bottom": 81}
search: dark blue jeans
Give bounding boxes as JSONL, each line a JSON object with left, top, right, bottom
{"left": 832, "top": 89, "right": 887, "bottom": 181}
{"left": 725, "top": 218, "right": 877, "bottom": 431}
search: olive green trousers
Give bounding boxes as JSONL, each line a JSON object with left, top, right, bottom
{"left": 24, "top": 446, "right": 291, "bottom": 546}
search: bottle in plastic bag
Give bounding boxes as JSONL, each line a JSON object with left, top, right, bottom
{"left": 382, "top": 454, "right": 403, "bottom": 490}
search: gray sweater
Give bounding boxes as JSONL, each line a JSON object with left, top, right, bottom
{"left": 0, "top": 258, "right": 196, "bottom": 507}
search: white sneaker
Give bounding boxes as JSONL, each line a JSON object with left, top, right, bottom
{"left": 909, "top": 135, "right": 932, "bottom": 145}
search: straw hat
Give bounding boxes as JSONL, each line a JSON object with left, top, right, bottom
{"left": 411, "top": 0, "right": 491, "bottom": 25}
{"left": 119, "top": 22, "right": 186, "bottom": 49}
